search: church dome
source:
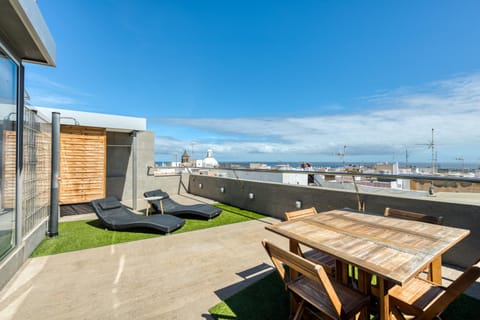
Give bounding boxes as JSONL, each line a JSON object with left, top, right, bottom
{"left": 203, "top": 149, "right": 219, "bottom": 168}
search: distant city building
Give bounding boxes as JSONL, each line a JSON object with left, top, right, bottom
{"left": 249, "top": 163, "right": 271, "bottom": 170}
{"left": 374, "top": 162, "right": 399, "bottom": 175}
{"left": 181, "top": 150, "right": 190, "bottom": 164}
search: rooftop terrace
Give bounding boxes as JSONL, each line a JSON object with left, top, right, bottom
{"left": 0, "top": 193, "right": 478, "bottom": 319}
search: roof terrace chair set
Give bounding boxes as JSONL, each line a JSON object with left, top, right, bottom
{"left": 384, "top": 207, "right": 444, "bottom": 225}
{"left": 271, "top": 207, "right": 476, "bottom": 320}
{"left": 262, "top": 240, "right": 370, "bottom": 320}
{"left": 92, "top": 191, "right": 221, "bottom": 233}
{"left": 143, "top": 189, "right": 222, "bottom": 220}
{"left": 389, "top": 259, "right": 480, "bottom": 320}
{"left": 91, "top": 197, "right": 185, "bottom": 234}
{"left": 384, "top": 207, "right": 444, "bottom": 283}
{"left": 284, "top": 207, "right": 336, "bottom": 275}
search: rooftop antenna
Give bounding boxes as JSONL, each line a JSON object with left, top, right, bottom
{"left": 405, "top": 147, "right": 409, "bottom": 168}
{"left": 455, "top": 156, "right": 465, "bottom": 173}
{"left": 337, "top": 145, "right": 347, "bottom": 167}
{"left": 190, "top": 141, "right": 196, "bottom": 161}
{"left": 173, "top": 152, "right": 178, "bottom": 165}
{"left": 416, "top": 128, "right": 435, "bottom": 174}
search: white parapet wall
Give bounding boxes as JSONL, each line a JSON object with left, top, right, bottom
{"left": 32, "top": 106, "right": 147, "bottom": 131}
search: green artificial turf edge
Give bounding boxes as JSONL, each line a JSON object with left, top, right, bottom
{"left": 31, "top": 203, "right": 266, "bottom": 257}
{"left": 209, "top": 272, "right": 289, "bottom": 320}
{"left": 209, "top": 271, "right": 480, "bottom": 320}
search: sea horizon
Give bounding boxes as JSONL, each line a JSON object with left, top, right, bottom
{"left": 156, "top": 160, "right": 480, "bottom": 170}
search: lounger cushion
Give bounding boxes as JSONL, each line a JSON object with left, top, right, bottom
{"left": 98, "top": 198, "right": 122, "bottom": 210}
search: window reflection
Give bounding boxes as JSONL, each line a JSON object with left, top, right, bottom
{"left": 0, "top": 48, "right": 17, "bottom": 259}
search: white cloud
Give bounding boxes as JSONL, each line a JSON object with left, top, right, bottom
{"left": 25, "top": 72, "right": 91, "bottom": 108}
{"left": 152, "top": 73, "right": 480, "bottom": 162}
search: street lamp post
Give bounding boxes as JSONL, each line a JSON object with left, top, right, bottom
{"left": 173, "top": 153, "right": 178, "bottom": 166}
{"left": 191, "top": 142, "right": 196, "bottom": 165}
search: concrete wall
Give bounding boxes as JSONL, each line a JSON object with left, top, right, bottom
{"left": 189, "top": 174, "right": 480, "bottom": 268}
{"left": 106, "top": 131, "right": 190, "bottom": 208}
{"left": 107, "top": 131, "right": 155, "bottom": 203}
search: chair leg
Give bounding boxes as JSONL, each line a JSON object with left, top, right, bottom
{"left": 391, "top": 305, "right": 406, "bottom": 320}
{"left": 292, "top": 300, "right": 305, "bottom": 320}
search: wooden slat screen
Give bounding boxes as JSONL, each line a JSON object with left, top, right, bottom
{"left": 2, "top": 130, "right": 16, "bottom": 208}
{"left": 60, "top": 125, "right": 106, "bottom": 204}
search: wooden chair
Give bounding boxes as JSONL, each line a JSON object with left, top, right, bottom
{"left": 384, "top": 207, "right": 443, "bottom": 281}
{"left": 384, "top": 207, "right": 444, "bottom": 225}
{"left": 384, "top": 207, "right": 445, "bottom": 283}
{"left": 284, "top": 208, "right": 336, "bottom": 275}
{"left": 389, "top": 259, "right": 480, "bottom": 320}
{"left": 262, "top": 240, "right": 370, "bottom": 320}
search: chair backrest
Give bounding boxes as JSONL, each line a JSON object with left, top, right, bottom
{"left": 384, "top": 207, "right": 444, "bottom": 225}
{"left": 284, "top": 207, "right": 317, "bottom": 221}
{"left": 262, "top": 240, "right": 342, "bottom": 317}
{"left": 419, "top": 260, "right": 480, "bottom": 320}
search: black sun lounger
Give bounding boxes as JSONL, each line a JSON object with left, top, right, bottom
{"left": 91, "top": 197, "right": 185, "bottom": 234}
{"left": 143, "top": 189, "right": 222, "bottom": 219}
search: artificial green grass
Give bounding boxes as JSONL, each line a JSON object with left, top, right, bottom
{"left": 209, "top": 272, "right": 289, "bottom": 320}
{"left": 31, "top": 204, "right": 266, "bottom": 257}
{"left": 209, "top": 271, "right": 480, "bottom": 320}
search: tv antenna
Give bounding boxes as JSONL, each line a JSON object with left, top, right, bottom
{"left": 336, "top": 145, "right": 347, "bottom": 167}
{"left": 455, "top": 156, "right": 465, "bottom": 173}
{"left": 416, "top": 128, "right": 436, "bottom": 174}
{"left": 405, "top": 147, "right": 410, "bottom": 168}
{"left": 190, "top": 142, "right": 196, "bottom": 160}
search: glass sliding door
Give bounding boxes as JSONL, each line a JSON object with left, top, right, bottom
{"left": 0, "top": 47, "right": 18, "bottom": 259}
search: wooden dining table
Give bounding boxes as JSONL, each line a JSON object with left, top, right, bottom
{"left": 265, "top": 209, "right": 470, "bottom": 320}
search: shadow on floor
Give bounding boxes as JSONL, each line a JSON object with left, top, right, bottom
{"left": 208, "top": 270, "right": 288, "bottom": 320}
{"left": 60, "top": 203, "right": 94, "bottom": 217}
{"left": 85, "top": 220, "right": 167, "bottom": 235}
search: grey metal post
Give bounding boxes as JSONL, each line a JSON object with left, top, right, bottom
{"left": 131, "top": 130, "right": 137, "bottom": 210}
{"left": 48, "top": 112, "right": 60, "bottom": 237}
{"left": 15, "top": 64, "right": 25, "bottom": 246}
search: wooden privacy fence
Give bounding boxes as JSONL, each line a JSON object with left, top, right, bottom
{"left": 60, "top": 125, "right": 106, "bottom": 204}
{"left": 1, "top": 130, "right": 16, "bottom": 208}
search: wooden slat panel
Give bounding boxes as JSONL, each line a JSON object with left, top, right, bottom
{"left": 31, "top": 132, "right": 51, "bottom": 208}
{"left": 2, "top": 131, "right": 16, "bottom": 208}
{"left": 59, "top": 125, "right": 106, "bottom": 204}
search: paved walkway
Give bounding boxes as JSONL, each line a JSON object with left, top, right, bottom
{"left": 0, "top": 195, "right": 478, "bottom": 319}
{"left": 0, "top": 215, "right": 287, "bottom": 319}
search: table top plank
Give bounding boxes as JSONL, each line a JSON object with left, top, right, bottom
{"left": 266, "top": 209, "right": 470, "bottom": 285}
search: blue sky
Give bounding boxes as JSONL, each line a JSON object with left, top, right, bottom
{"left": 27, "top": 0, "right": 480, "bottom": 164}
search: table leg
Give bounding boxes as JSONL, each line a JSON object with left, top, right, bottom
{"left": 357, "top": 269, "right": 370, "bottom": 320}
{"left": 335, "top": 260, "right": 349, "bottom": 285}
{"left": 160, "top": 200, "right": 164, "bottom": 214}
{"left": 429, "top": 256, "right": 442, "bottom": 284}
{"left": 289, "top": 239, "right": 300, "bottom": 280}
{"left": 289, "top": 239, "right": 300, "bottom": 317}
{"left": 378, "top": 278, "right": 393, "bottom": 320}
